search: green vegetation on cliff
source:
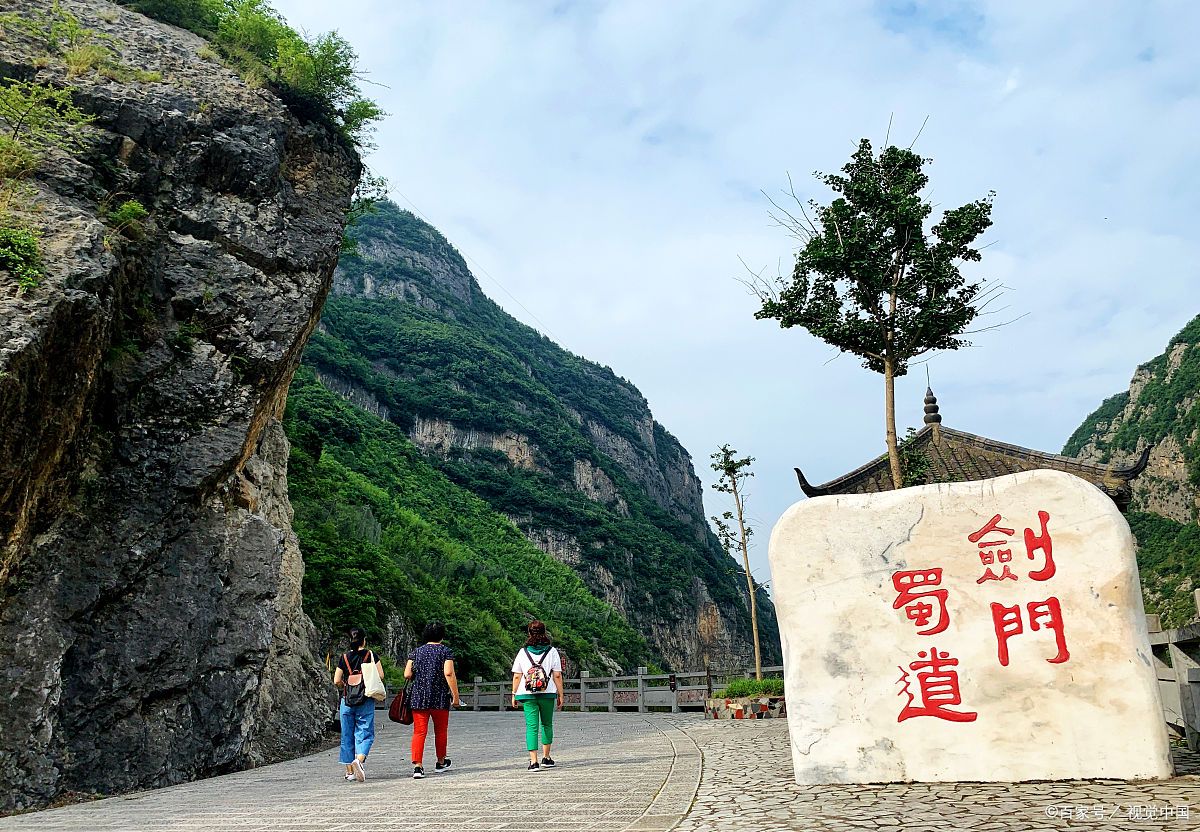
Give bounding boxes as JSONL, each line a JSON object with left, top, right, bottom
{"left": 1065, "top": 313, "right": 1200, "bottom": 627}
{"left": 119, "top": 0, "right": 383, "bottom": 145}
{"left": 286, "top": 368, "right": 649, "bottom": 678}
{"left": 1064, "top": 314, "right": 1200, "bottom": 488}
{"left": 291, "top": 201, "right": 778, "bottom": 669}
{"left": 1126, "top": 511, "right": 1200, "bottom": 628}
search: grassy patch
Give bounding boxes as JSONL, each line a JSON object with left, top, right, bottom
{"left": 715, "top": 677, "right": 784, "bottom": 698}
{"left": 0, "top": 135, "right": 36, "bottom": 179}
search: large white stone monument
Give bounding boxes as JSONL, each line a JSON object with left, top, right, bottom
{"left": 769, "top": 469, "right": 1172, "bottom": 783}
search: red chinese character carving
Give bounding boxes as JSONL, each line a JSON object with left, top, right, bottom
{"left": 896, "top": 647, "right": 978, "bottom": 723}
{"left": 969, "top": 514, "right": 1016, "bottom": 544}
{"left": 990, "top": 597, "right": 1069, "bottom": 666}
{"left": 1024, "top": 510, "right": 1055, "bottom": 581}
{"left": 1028, "top": 596, "right": 1069, "bottom": 663}
{"left": 990, "top": 602, "right": 1023, "bottom": 666}
{"left": 970, "top": 514, "right": 1019, "bottom": 583}
{"left": 891, "top": 569, "right": 949, "bottom": 635}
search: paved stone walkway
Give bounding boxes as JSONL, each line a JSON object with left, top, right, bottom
{"left": 4, "top": 713, "right": 1198, "bottom": 831}
{"left": 674, "top": 718, "right": 1200, "bottom": 831}
{"left": 0, "top": 713, "right": 695, "bottom": 832}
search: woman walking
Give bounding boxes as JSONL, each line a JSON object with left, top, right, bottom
{"left": 510, "top": 620, "right": 563, "bottom": 772}
{"left": 333, "top": 627, "right": 384, "bottom": 782}
{"left": 404, "top": 621, "right": 461, "bottom": 779}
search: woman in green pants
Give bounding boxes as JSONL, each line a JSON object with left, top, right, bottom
{"left": 510, "top": 620, "right": 563, "bottom": 771}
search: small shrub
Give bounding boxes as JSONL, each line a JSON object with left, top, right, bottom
{"left": 0, "top": 224, "right": 44, "bottom": 291}
{"left": 0, "top": 135, "right": 36, "bottom": 179}
{"left": 170, "top": 319, "right": 205, "bottom": 352}
{"left": 716, "top": 677, "right": 784, "bottom": 698}
{"left": 121, "top": 0, "right": 383, "bottom": 147}
{"left": 0, "top": 81, "right": 94, "bottom": 151}
{"left": 106, "top": 198, "right": 149, "bottom": 237}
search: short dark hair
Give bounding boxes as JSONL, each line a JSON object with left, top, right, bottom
{"left": 348, "top": 627, "right": 366, "bottom": 649}
{"left": 421, "top": 621, "right": 446, "bottom": 643}
{"left": 524, "top": 620, "right": 551, "bottom": 647}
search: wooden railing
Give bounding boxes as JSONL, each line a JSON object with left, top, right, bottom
{"left": 1148, "top": 595, "right": 1200, "bottom": 751}
{"left": 459, "top": 665, "right": 785, "bottom": 713}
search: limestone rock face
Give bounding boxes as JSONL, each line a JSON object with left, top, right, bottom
{"left": 769, "top": 470, "right": 1172, "bottom": 783}
{"left": 1066, "top": 319, "right": 1200, "bottom": 523}
{"left": 0, "top": 0, "right": 358, "bottom": 808}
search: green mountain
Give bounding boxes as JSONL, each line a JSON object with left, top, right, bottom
{"left": 1065, "top": 314, "right": 1200, "bottom": 627}
{"left": 285, "top": 201, "right": 779, "bottom": 676}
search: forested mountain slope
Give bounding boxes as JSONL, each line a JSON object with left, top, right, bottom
{"left": 1065, "top": 314, "right": 1200, "bottom": 626}
{"left": 289, "top": 201, "right": 779, "bottom": 671}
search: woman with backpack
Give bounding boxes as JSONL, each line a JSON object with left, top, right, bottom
{"left": 403, "top": 621, "right": 461, "bottom": 779}
{"left": 333, "top": 627, "right": 385, "bottom": 782}
{"left": 510, "top": 620, "right": 563, "bottom": 772}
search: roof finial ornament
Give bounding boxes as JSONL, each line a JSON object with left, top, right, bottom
{"left": 924, "top": 369, "right": 942, "bottom": 426}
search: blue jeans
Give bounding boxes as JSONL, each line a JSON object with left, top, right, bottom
{"left": 339, "top": 700, "right": 376, "bottom": 764}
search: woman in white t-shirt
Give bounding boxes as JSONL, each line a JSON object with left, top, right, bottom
{"left": 510, "top": 620, "right": 563, "bottom": 772}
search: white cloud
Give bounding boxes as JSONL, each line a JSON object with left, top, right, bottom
{"left": 276, "top": 0, "right": 1200, "bottom": 586}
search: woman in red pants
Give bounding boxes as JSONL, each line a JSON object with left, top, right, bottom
{"left": 403, "top": 621, "right": 461, "bottom": 779}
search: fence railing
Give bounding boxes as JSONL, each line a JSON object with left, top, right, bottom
{"left": 458, "top": 665, "right": 784, "bottom": 713}
{"left": 1148, "top": 595, "right": 1200, "bottom": 752}
{"left": 391, "top": 606, "right": 1200, "bottom": 748}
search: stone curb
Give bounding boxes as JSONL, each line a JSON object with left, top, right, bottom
{"left": 622, "top": 717, "right": 703, "bottom": 831}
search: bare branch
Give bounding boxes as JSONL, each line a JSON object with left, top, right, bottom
{"left": 907, "top": 114, "right": 930, "bottom": 150}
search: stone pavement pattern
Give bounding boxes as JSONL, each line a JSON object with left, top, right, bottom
{"left": 674, "top": 718, "right": 1200, "bottom": 832}
{"left": 0, "top": 713, "right": 692, "bottom": 832}
{"left": 3, "top": 713, "right": 1198, "bottom": 831}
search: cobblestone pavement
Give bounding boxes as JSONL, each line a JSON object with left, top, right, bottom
{"left": 6, "top": 713, "right": 1197, "bottom": 831}
{"left": 674, "top": 716, "right": 1200, "bottom": 831}
{"left": 0, "top": 713, "right": 695, "bottom": 832}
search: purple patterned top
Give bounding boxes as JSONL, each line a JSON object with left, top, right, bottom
{"left": 408, "top": 642, "right": 455, "bottom": 710}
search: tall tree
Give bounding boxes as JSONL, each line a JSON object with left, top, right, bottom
{"left": 753, "top": 139, "right": 996, "bottom": 488}
{"left": 710, "top": 445, "right": 762, "bottom": 680}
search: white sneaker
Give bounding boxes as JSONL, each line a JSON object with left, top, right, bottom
{"left": 345, "top": 773, "right": 355, "bottom": 781}
{"left": 352, "top": 759, "right": 366, "bottom": 782}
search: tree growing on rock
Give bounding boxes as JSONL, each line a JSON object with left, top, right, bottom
{"left": 752, "top": 138, "right": 997, "bottom": 488}
{"left": 710, "top": 444, "right": 762, "bottom": 680}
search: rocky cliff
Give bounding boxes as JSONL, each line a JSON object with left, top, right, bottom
{"left": 1065, "top": 314, "right": 1200, "bottom": 626}
{"left": 307, "top": 202, "right": 780, "bottom": 670}
{"left": 1064, "top": 314, "right": 1200, "bottom": 523}
{"left": 0, "top": 0, "right": 358, "bottom": 808}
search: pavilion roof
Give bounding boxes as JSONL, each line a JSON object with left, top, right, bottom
{"left": 794, "top": 390, "right": 1149, "bottom": 512}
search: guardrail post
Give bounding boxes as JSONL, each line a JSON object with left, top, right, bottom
{"left": 1169, "top": 639, "right": 1200, "bottom": 751}
{"left": 473, "top": 676, "right": 481, "bottom": 711}
{"left": 607, "top": 678, "right": 615, "bottom": 712}
{"left": 637, "top": 666, "right": 648, "bottom": 713}
{"left": 580, "top": 670, "right": 589, "bottom": 713}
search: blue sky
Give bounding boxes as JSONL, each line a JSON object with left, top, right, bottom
{"left": 277, "top": 0, "right": 1200, "bottom": 587}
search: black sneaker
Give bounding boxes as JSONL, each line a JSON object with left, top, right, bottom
{"left": 526, "top": 761, "right": 540, "bottom": 772}
{"left": 541, "top": 757, "right": 556, "bottom": 768}
{"left": 435, "top": 758, "right": 452, "bottom": 773}
{"left": 412, "top": 765, "right": 425, "bottom": 779}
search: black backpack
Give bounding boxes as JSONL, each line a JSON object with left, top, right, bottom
{"left": 342, "top": 651, "right": 370, "bottom": 706}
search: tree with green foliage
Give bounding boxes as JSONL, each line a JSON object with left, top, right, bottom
{"left": 710, "top": 444, "right": 762, "bottom": 680}
{"left": 753, "top": 139, "right": 996, "bottom": 489}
